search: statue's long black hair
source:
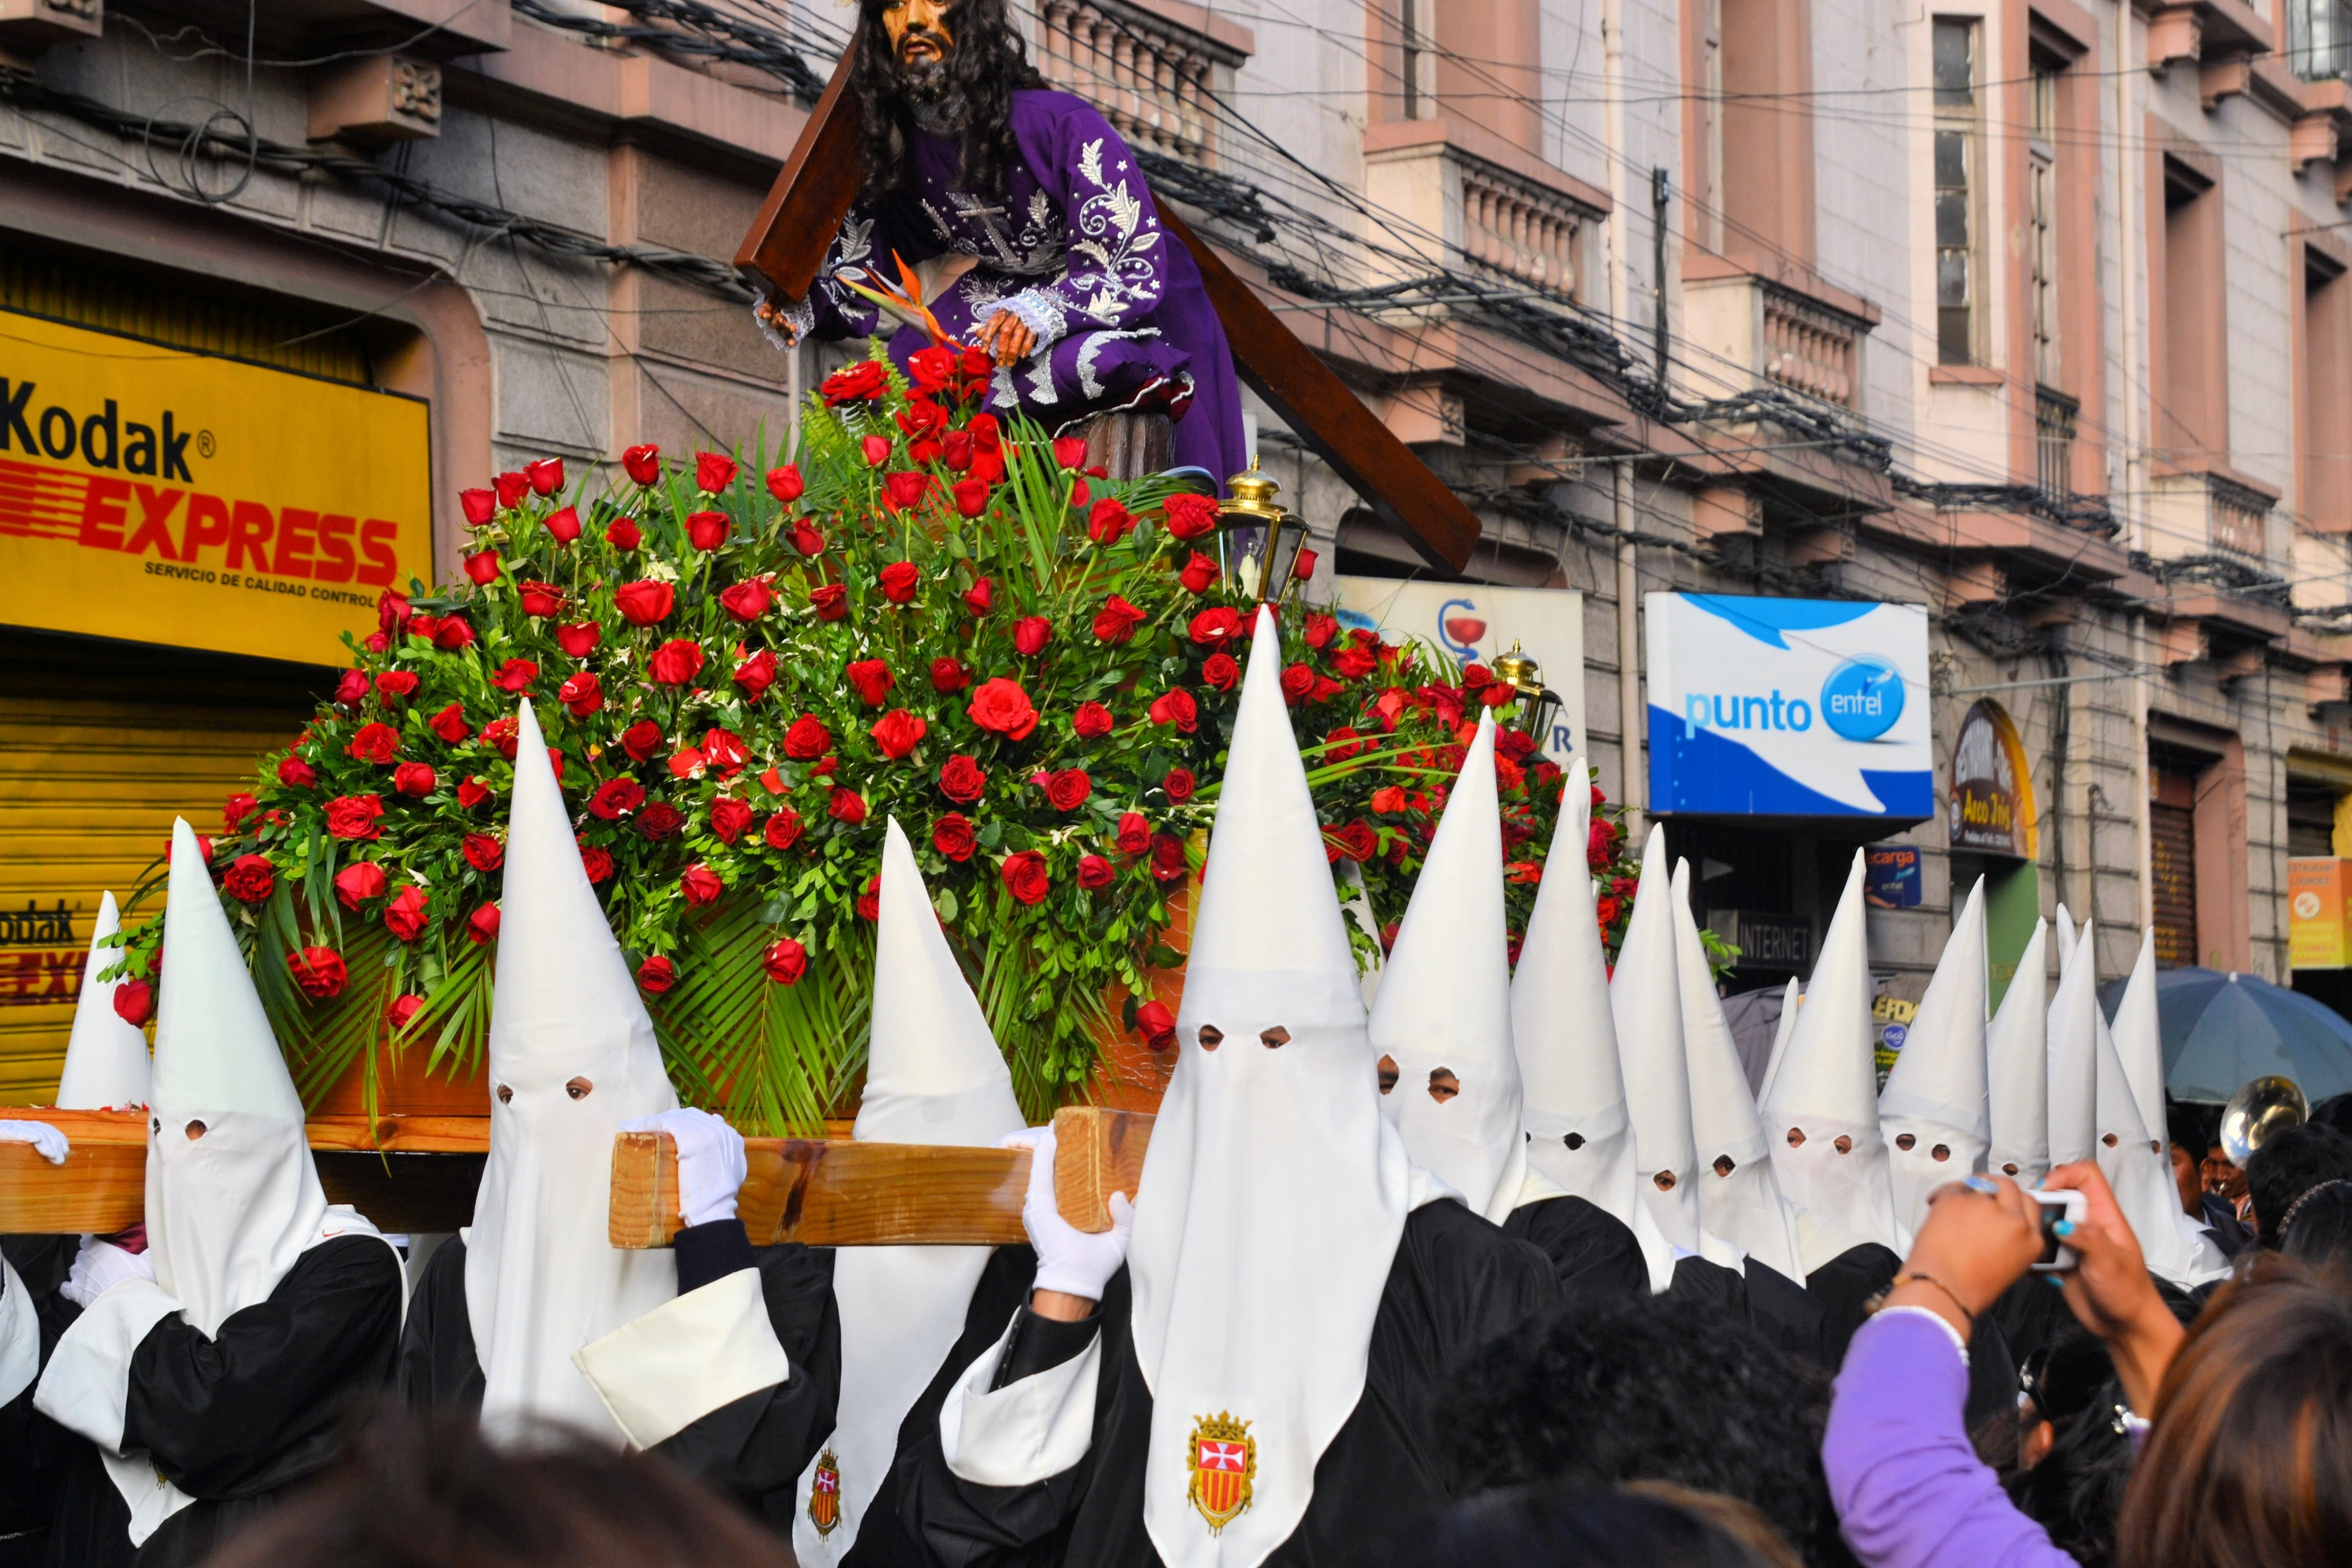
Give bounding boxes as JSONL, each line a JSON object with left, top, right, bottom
{"left": 852, "top": 0, "right": 1045, "bottom": 204}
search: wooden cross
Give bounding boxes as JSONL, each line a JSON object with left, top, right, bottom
{"left": 734, "top": 46, "right": 1484, "bottom": 574}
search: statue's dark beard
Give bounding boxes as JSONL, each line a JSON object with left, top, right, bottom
{"left": 895, "top": 54, "right": 970, "bottom": 135}
{"left": 896, "top": 53, "right": 951, "bottom": 102}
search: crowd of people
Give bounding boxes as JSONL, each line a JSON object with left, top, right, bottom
{"left": 4, "top": 608, "right": 2350, "bottom": 1568}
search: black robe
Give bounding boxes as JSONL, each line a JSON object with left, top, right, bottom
{"left": 894, "top": 1198, "right": 1559, "bottom": 1567}
{"left": 398, "top": 1220, "right": 840, "bottom": 1533}
{"left": 0, "top": 1234, "right": 402, "bottom": 1568}
{"left": 1498, "top": 1195, "right": 1650, "bottom": 1305}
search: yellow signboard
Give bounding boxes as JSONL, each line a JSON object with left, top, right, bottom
{"left": 0, "top": 308, "right": 431, "bottom": 666}
{"left": 2290, "top": 857, "right": 2352, "bottom": 970}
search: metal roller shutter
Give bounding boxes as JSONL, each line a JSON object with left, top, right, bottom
{"left": 2149, "top": 799, "right": 2198, "bottom": 970}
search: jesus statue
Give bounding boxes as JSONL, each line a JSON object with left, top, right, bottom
{"left": 753, "top": 0, "right": 1248, "bottom": 484}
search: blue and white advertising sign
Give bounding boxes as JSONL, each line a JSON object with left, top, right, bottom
{"left": 1646, "top": 593, "right": 1931, "bottom": 818}
{"left": 1332, "top": 579, "right": 1587, "bottom": 766}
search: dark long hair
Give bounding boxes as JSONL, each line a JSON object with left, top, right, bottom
{"left": 852, "top": 0, "right": 1044, "bottom": 204}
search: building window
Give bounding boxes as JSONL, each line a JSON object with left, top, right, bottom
{"left": 2293, "top": 0, "right": 2352, "bottom": 79}
{"left": 1399, "top": 0, "right": 1435, "bottom": 121}
{"left": 1932, "top": 19, "right": 1982, "bottom": 365}
{"left": 2302, "top": 247, "right": 2352, "bottom": 530}
{"left": 2159, "top": 155, "right": 2226, "bottom": 458}
{"left": 2037, "top": 389, "right": 2078, "bottom": 500}
{"left": 2028, "top": 60, "right": 2061, "bottom": 388}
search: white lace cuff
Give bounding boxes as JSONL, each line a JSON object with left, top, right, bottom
{"left": 997, "top": 288, "right": 1069, "bottom": 354}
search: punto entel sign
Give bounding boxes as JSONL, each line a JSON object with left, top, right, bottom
{"left": 0, "top": 308, "right": 432, "bottom": 666}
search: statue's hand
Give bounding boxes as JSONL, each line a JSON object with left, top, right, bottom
{"left": 752, "top": 293, "right": 801, "bottom": 349}
{"left": 976, "top": 309, "right": 1037, "bottom": 366}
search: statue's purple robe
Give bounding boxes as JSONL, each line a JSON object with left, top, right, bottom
{"left": 775, "top": 89, "right": 1248, "bottom": 485}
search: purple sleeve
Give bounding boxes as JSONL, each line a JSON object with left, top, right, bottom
{"left": 1824, "top": 1312, "right": 2077, "bottom": 1568}
{"left": 998, "top": 101, "right": 1168, "bottom": 348}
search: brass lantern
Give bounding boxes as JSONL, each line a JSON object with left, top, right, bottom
{"left": 1215, "top": 457, "right": 1312, "bottom": 606}
{"left": 1491, "top": 642, "right": 1562, "bottom": 746}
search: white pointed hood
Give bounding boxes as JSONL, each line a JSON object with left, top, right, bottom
{"left": 468, "top": 700, "right": 680, "bottom": 1444}
{"left": 1761, "top": 977, "right": 1801, "bottom": 1104}
{"left": 1370, "top": 714, "right": 1524, "bottom": 1222}
{"left": 1986, "top": 920, "right": 2050, "bottom": 1186}
{"left": 56, "top": 890, "right": 150, "bottom": 1110}
{"left": 1673, "top": 859, "right": 1805, "bottom": 1279}
{"left": 2046, "top": 914, "right": 2100, "bottom": 1168}
{"left": 799, "top": 820, "right": 1025, "bottom": 1565}
{"left": 1510, "top": 762, "right": 1675, "bottom": 1291}
{"left": 1880, "top": 878, "right": 1991, "bottom": 1243}
{"left": 1608, "top": 825, "right": 1702, "bottom": 1254}
{"left": 143, "top": 818, "right": 331, "bottom": 1337}
{"left": 2054, "top": 904, "right": 2077, "bottom": 970}
{"left": 1761, "top": 850, "right": 1899, "bottom": 1256}
{"left": 2094, "top": 928, "right": 2227, "bottom": 1287}
{"left": 2111, "top": 929, "right": 2167, "bottom": 1146}
{"left": 1130, "top": 606, "right": 1411, "bottom": 1568}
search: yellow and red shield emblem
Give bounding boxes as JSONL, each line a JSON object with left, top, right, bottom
{"left": 1185, "top": 1412, "right": 1256, "bottom": 1533}
{"left": 807, "top": 1448, "right": 842, "bottom": 1536}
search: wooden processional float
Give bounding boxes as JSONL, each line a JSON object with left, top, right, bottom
{"left": 0, "top": 1106, "right": 1150, "bottom": 1243}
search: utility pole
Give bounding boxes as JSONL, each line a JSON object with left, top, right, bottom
{"left": 1651, "top": 166, "right": 1671, "bottom": 385}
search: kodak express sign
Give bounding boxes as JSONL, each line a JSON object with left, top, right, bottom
{"left": 0, "top": 308, "right": 432, "bottom": 666}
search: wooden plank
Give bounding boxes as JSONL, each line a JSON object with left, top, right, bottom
{"left": 608, "top": 1106, "right": 1154, "bottom": 1248}
{"left": 1154, "top": 200, "right": 1483, "bottom": 573}
{"left": 733, "top": 47, "right": 866, "bottom": 300}
{"left": 0, "top": 1109, "right": 145, "bottom": 1233}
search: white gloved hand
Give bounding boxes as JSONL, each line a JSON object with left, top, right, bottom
{"left": 621, "top": 1108, "right": 747, "bottom": 1227}
{"left": 0, "top": 1121, "right": 67, "bottom": 1166}
{"left": 1001, "top": 1125, "right": 1134, "bottom": 1302}
{"left": 61, "top": 1237, "right": 154, "bottom": 1308}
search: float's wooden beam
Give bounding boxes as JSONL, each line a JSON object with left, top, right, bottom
{"left": 607, "top": 1105, "right": 1151, "bottom": 1248}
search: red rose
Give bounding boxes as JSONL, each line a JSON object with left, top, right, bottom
{"left": 810, "top": 583, "right": 848, "bottom": 621}
{"left": 856, "top": 875, "right": 881, "bottom": 921}
{"left": 387, "top": 993, "right": 425, "bottom": 1031}
{"left": 828, "top": 787, "right": 868, "bottom": 825}
{"left": 558, "top": 671, "right": 603, "bottom": 718}
{"left": 637, "top": 955, "right": 677, "bottom": 993}
{"left": 764, "top": 807, "right": 805, "bottom": 850}
{"left": 648, "top": 640, "right": 703, "bottom": 687}
{"left": 783, "top": 714, "right": 832, "bottom": 760}
{"left": 822, "top": 360, "right": 888, "bottom": 404}
{"left": 468, "top": 903, "right": 502, "bottom": 945}
{"left": 763, "top": 938, "right": 808, "bottom": 985}
{"left": 884, "top": 471, "right": 931, "bottom": 512}
{"left": 589, "top": 778, "right": 646, "bottom": 820}
{"left": 1326, "top": 821, "right": 1377, "bottom": 863}
{"left": 517, "top": 582, "right": 564, "bottom": 618}
{"left": 1136, "top": 1000, "right": 1177, "bottom": 1049}
{"left": 332, "top": 861, "right": 388, "bottom": 915}
{"left": 1115, "top": 812, "right": 1149, "bottom": 855}
{"left": 572, "top": 844, "right": 608, "bottom": 886}
{"left": 495, "top": 472, "right": 528, "bottom": 509}
{"left": 460, "top": 832, "right": 503, "bottom": 872}
{"left": 1077, "top": 853, "right": 1115, "bottom": 891}
{"left": 1371, "top": 786, "right": 1408, "bottom": 815}
{"left": 1178, "top": 551, "right": 1218, "bottom": 594}
{"left": 457, "top": 777, "right": 492, "bottom": 810}
{"left": 277, "top": 753, "right": 317, "bottom": 789}
{"left": 934, "top": 813, "right": 976, "bottom": 861}
{"left": 1326, "top": 726, "right": 1365, "bottom": 762}
{"left": 620, "top": 720, "right": 664, "bottom": 764}
{"left": 479, "top": 717, "right": 520, "bottom": 760}
{"left": 325, "top": 795, "right": 385, "bottom": 841}
{"left": 734, "top": 650, "right": 778, "bottom": 701}
{"left": 1495, "top": 754, "right": 1526, "bottom": 794}
{"left": 433, "top": 617, "right": 475, "bottom": 652}
{"left": 333, "top": 669, "right": 370, "bottom": 706}
{"left": 463, "top": 551, "right": 502, "bottom": 586}
{"left": 1200, "top": 652, "right": 1239, "bottom": 692}
{"left": 871, "top": 708, "right": 927, "bottom": 760}
{"left": 640, "top": 802, "right": 685, "bottom": 840}
{"left": 1304, "top": 614, "right": 1337, "bottom": 649}
{"left": 556, "top": 622, "right": 601, "bottom": 659}
{"left": 525, "top": 457, "right": 564, "bottom": 496}
{"left": 1147, "top": 690, "right": 1198, "bottom": 733}
{"left": 545, "top": 506, "right": 581, "bottom": 546}
{"left": 223, "top": 854, "right": 274, "bottom": 903}
{"left": 384, "top": 886, "right": 428, "bottom": 942}
{"left": 695, "top": 450, "right": 739, "bottom": 494}
{"left": 1163, "top": 767, "right": 1197, "bottom": 804}
{"left": 953, "top": 477, "right": 990, "bottom": 518}
{"left": 847, "top": 659, "right": 894, "bottom": 706}
{"left": 615, "top": 580, "right": 674, "bottom": 627}
{"left": 702, "top": 728, "right": 748, "bottom": 778}
{"left": 861, "top": 433, "right": 893, "bottom": 467}
{"left": 374, "top": 670, "right": 419, "bottom": 705}
{"left": 1072, "top": 701, "right": 1113, "bottom": 739}
{"left": 606, "top": 516, "right": 642, "bottom": 550}
{"left": 767, "top": 463, "right": 804, "bottom": 504}
{"left": 113, "top": 979, "right": 154, "bottom": 1027}
{"left": 1001, "top": 850, "right": 1050, "bottom": 905}
{"left": 1053, "top": 436, "right": 1088, "bottom": 469}
{"left": 1190, "top": 608, "right": 1241, "bottom": 646}
{"left": 1150, "top": 833, "right": 1190, "bottom": 882}
{"left": 791, "top": 521, "right": 827, "bottom": 557}
{"left": 1497, "top": 728, "right": 1539, "bottom": 762}
{"left": 1332, "top": 646, "right": 1378, "bottom": 679}
{"left": 909, "top": 344, "right": 956, "bottom": 393}
{"left": 287, "top": 946, "right": 348, "bottom": 1000}
{"left": 1280, "top": 663, "right": 1315, "bottom": 705}
{"left": 680, "top": 863, "right": 725, "bottom": 906}
{"left": 930, "top": 657, "right": 970, "bottom": 693}
{"left": 686, "top": 510, "right": 730, "bottom": 551}
{"left": 494, "top": 658, "right": 539, "bottom": 695}
{"left": 1163, "top": 493, "right": 1217, "bottom": 540}
{"left": 460, "top": 488, "right": 496, "bottom": 526}
{"left": 939, "top": 754, "right": 987, "bottom": 803}
{"left": 962, "top": 576, "right": 993, "bottom": 614}
{"left": 719, "top": 578, "right": 774, "bottom": 622}
{"left": 1294, "top": 547, "right": 1318, "bottom": 581}
{"left": 1093, "top": 596, "right": 1146, "bottom": 644}
{"left": 1013, "top": 617, "right": 1053, "bottom": 656}
{"left": 967, "top": 678, "right": 1039, "bottom": 740}
{"left": 1086, "top": 498, "right": 1133, "bottom": 546}
{"left": 1045, "top": 769, "right": 1092, "bottom": 811}
{"left": 389, "top": 761, "right": 434, "bottom": 798}
{"left": 623, "top": 443, "right": 662, "bottom": 485}
{"left": 709, "top": 797, "right": 754, "bottom": 844}
{"left": 877, "top": 561, "right": 920, "bottom": 603}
